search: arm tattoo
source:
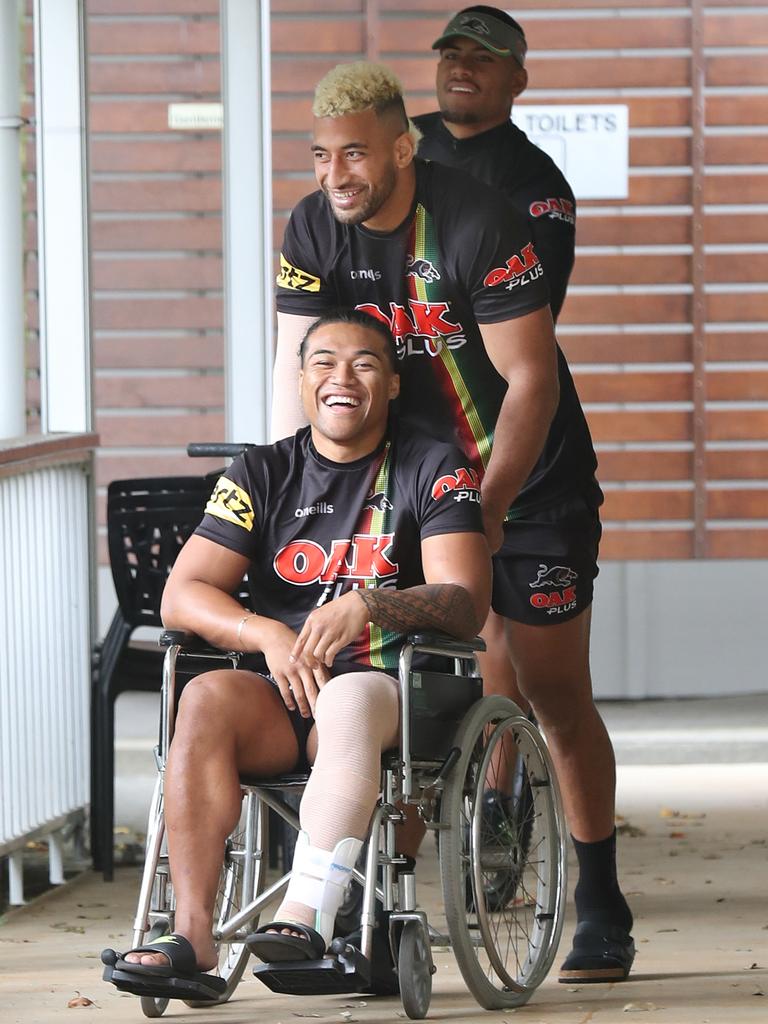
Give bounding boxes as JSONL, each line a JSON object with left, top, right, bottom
{"left": 357, "top": 584, "right": 480, "bottom": 641}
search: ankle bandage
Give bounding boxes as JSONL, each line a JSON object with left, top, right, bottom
{"left": 284, "top": 831, "right": 363, "bottom": 945}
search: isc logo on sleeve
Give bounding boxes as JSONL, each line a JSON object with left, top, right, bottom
{"left": 205, "top": 477, "right": 255, "bottom": 532}
{"left": 276, "top": 253, "right": 321, "bottom": 293}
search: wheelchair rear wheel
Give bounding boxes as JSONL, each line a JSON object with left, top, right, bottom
{"left": 439, "top": 696, "right": 567, "bottom": 1009}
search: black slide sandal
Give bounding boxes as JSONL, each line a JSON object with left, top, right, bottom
{"left": 101, "top": 934, "right": 228, "bottom": 1000}
{"left": 246, "top": 921, "right": 326, "bottom": 963}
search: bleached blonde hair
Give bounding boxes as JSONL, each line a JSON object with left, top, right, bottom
{"left": 313, "top": 61, "right": 422, "bottom": 145}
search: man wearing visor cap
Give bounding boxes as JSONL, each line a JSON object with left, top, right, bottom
{"left": 415, "top": 7, "right": 635, "bottom": 987}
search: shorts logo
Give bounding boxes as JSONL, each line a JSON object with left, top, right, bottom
{"left": 432, "top": 467, "right": 481, "bottom": 504}
{"left": 483, "top": 242, "right": 542, "bottom": 290}
{"left": 407, "top": 256, "right": 441, "bottom": 283}
{"left": 276, "top": 253, "right": 321, "bottom": 293}
{"left": 205, "top": 477, "right": 254, "bottom": 532}
{"left": 530, "top": 586, "right": 577, "bottom": 614}
{"left": 364, "top": 491, "right": 393, "bottom": 513}
{"left": 529, "top": 564, "right": 578, "bottom": 588}
{"left": 529, "top": 197, "right": 575, "bottom": 226}
{"left": 274, "top": 534, "right": 398, "bottom": 586}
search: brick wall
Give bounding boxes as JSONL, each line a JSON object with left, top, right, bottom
{"left": 22, "top": 1, "right": 768, "bottom": 561}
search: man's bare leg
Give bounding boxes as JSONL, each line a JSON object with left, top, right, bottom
{"left": 504, "top": 607, "right": 615, "bottom": 841}
{"left": 125, "top": 669, "right": 299, "bottom": 970}
{"left": 477, "top": 608, "right": 529, "bottom": 712}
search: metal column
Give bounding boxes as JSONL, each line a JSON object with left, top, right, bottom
{"left": 221, "top": 0, "right": 274, "bottom": 445}
{"left": 0, "top": 0, "right": 26, "bottom": 440}
{"left": 33, "top": 0, "right": 92, "bottom": 434}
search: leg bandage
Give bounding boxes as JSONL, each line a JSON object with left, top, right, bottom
{"left": 278, "top": 672, "right": 400, "bottom": 943}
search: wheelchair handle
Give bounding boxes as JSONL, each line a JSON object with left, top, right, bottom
{"left": 187, "top": 442, "right": 256, "bottom": 458}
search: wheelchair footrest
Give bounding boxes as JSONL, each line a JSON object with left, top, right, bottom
{"left": 103, "top": 965, "right": 224, "bottom": 1002}
{"left": 252, "top": 945, "right": 371, "bottom": 996}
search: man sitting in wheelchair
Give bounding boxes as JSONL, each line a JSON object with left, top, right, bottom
{"left": 102, "top": 307, "right": 491, "bottom": 1000}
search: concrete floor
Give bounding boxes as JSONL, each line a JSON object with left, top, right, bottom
{"left": 2, "top": 761, "right": 767, "bottom": 1024}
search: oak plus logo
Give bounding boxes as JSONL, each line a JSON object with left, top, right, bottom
{"left": 529, "top": 197, "right": 575, "bottom": 226}
{"left": 483, "top": 242, "right": 543, "bottom": 291}
{"left": 273, "top": 533, "right": 398, "bottom": 586}
{"left": 355, "top": 300, "right": 466, "bottom": 358}
{"left": 431, "top": 467, "right": 481, "bottom": 504}
{"left": 528, "top": 564, "right": 579, "bottom": 616}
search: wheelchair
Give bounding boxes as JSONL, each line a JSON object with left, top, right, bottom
{"left": 120, "top": 629, "right": 567, "bottom": 1019}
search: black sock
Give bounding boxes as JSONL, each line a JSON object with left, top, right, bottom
{"left": 572, "top": 829, "right": 633, "bottom": 932}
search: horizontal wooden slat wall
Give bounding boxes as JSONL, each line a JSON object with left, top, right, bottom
{"left": 376, "top": 0, "right": 768, "bottom": 560}
{"left": 21, "top": 2, "right": 768, "bottom": 562}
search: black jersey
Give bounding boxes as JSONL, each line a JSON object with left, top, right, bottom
{"left": 276, "top": 159, "right": 596, "bottom": 518}
{"left": 194, "top": 425, "right": 483, "bottom": 672}
{"left": 413, "top": 115, "right": 575, "bottom": 321}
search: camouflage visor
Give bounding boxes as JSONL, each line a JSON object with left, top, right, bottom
{"left": 432, "top": 11, "right": 527, "bottom": 67}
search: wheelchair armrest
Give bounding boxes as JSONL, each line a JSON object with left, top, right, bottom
{"left": 406, "top": 632, "right": 486, "bottom": 655}
{"left": 159, "top": 629, "right": 237, "bottom": 657}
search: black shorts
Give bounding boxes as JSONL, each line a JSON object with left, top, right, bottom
{"left": 492, "top": 483, "right": 603, "bottom": 626}
{"left": 239, "top": 656, "right": 396, "bottom": 772}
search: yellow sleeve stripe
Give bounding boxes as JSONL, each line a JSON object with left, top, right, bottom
{"left": 276, "top": 252, "right": 321, "bottom": 293}
{"left": 205, "top": 476, "right": 255, "bottom": 532}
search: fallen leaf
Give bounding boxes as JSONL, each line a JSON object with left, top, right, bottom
{"left": 748, "top": 963, "right": 761, "bottom": 970}
{"left": 67, "top": 992, "right": 96, "bottom": 1009}
{"left": 657, "top": 928, "right": 678, "bottom": 933}
{"left": 668, "top": 832, "right": 686, "bottom": 839}
{"left": 616, "top": 822, "right": 645, "bottom": 838}
{"left": 292, "top": 1015, "right": 321, "bottom": 1019}
{"left": 51, "top": 924, "right": 85, "bottom": 934}
{"left": 623, "top": 1003, "right": 659, "bottom": 1012}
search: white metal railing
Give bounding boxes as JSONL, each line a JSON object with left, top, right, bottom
{"left": 0, "top": 433, "right": 96, "bottom": 904}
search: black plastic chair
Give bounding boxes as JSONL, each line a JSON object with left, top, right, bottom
{"left": 90, "top": 476, "right": 223, "bottom": 880}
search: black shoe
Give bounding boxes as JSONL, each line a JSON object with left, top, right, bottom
{"left": 558, "top": 921, "right": 635, "bottom": 983}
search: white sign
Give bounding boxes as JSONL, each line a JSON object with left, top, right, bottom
{"left": 168, "top": 102, "right": 223, "bottom": 131}
{"left": 511, "top": 104, "right": 629, "bottom": 200}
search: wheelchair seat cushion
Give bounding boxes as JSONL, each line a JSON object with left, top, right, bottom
{"left": 247, "top": 921, "right": 326, "bottom": 963}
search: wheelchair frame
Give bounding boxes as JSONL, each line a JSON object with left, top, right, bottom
{"left": 127, "top": 630, "right": 567, "bottom": 1019}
